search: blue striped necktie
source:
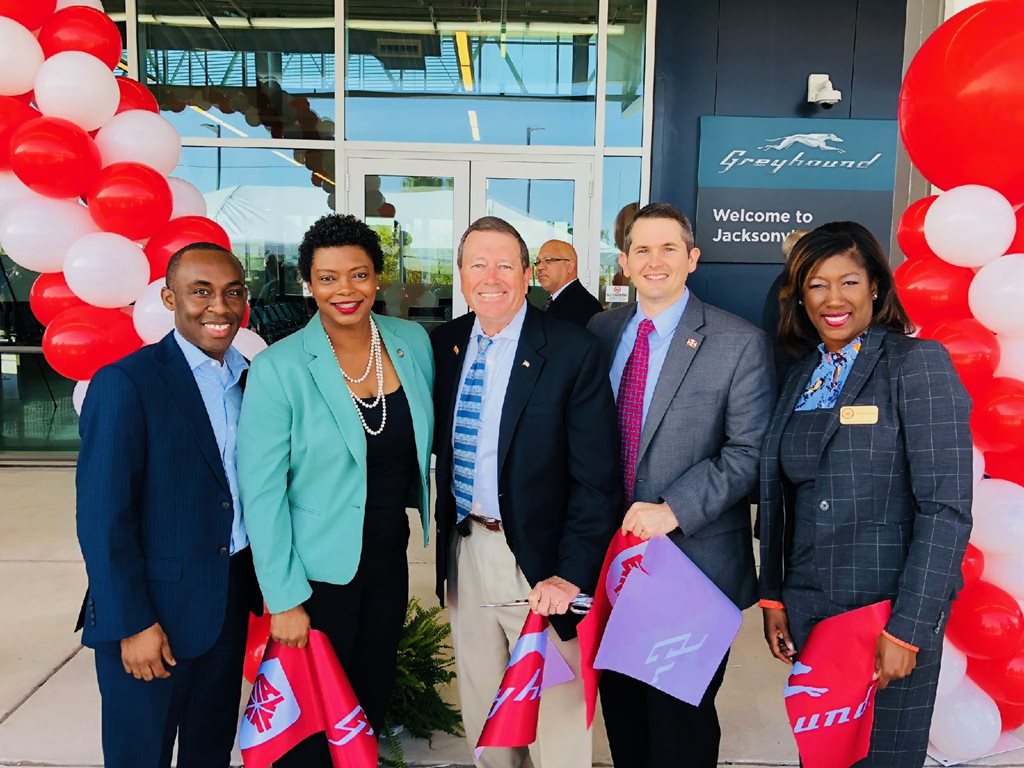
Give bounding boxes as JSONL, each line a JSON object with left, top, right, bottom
{"left": 452, "top": 335, "right": 493, "bottom": 522}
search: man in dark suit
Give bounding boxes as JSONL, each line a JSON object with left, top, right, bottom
{"left": 587, "top": 203, "right": 775, "bottom": 768}
{"left": 431, "top": 217, "right": 620, "bottom": 768}
{"left": 76, "top": 243, "right": 259, "bottom": 768}
{"left": 535, "top": 239, "right": 603, "bottom": 326}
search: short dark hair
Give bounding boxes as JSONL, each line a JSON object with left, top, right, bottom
{"left": 165, "top": 242, "right": 240, "bottom": 287}
{"left": 777, "top": 221, "right": 913, "bottom": 356}
{"left": 457, "top": 216, "right": 530, "bottom": 269}
{"left": 298, "top": 214, "right": 385, "bottom": 282}
{"left": 623, "top": 202, "right": 695, "bottom": 252}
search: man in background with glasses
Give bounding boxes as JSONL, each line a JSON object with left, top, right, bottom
{"left": 534, "top": 240, "right": 603, "bottom": 327}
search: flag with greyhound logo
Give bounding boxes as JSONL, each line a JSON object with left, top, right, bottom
{"left": 785, "top": 601, "right": 891, "bottom": 768}
{"left": 240, "top": 629, "right": 377, "bottom": 768}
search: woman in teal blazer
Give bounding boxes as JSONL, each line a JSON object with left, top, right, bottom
{"left": 237, "top": 214, "right": 433, "bottom": 766}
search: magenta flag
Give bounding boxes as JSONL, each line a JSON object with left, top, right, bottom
{"left": 593, "top": 535, "right": 742, "bottom": 705}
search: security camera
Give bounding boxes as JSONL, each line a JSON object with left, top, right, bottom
{"left": 807, "top": 74, "right": 842, "bottom": 108}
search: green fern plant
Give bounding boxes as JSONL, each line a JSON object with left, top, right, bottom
{"left": 380, "top": 598, "right": 463, "bottom": 767}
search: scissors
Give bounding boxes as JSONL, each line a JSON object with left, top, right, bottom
{"left": 479, "top": 594, "right": 593, "bottom": 615}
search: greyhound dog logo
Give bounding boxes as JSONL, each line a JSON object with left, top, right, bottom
{"left": 784, "top": 661, "right": 830, "bottom": 699}
{"left": 759, "top": 133, "right": 846, "bottom": 153}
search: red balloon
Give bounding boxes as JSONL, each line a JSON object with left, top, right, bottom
{"left": 899, "top": 0, "right": 1024, "bottom": 203}
{"left": 893, "top": 257, "right": 975, "bottom": 328}
{"left": 996, "top": 699, "right": 1024, "bottom": 731}
{"left": 9, "top": 117, "right": 101, "bottom": 199}
{"left": 88, "top": 162, "right": 172, "bottom": 240}
{"left": 243, "top": 609, "right": 271, "bottom": 683}
{"left": 42, "top": 305, "right": 143, "bottom": 381}
{"left": 984, "top": 448, "right": 1024, "bottom": 486}
{"left": 144, "top": 216, "right": 232, "bottom": 281}
{"left": 0, "top": 96, "right": 40, "bottom": 170}
{"left": 928, "top": 319, "right": 1001, "bottom": 397}
{"left": 28, "top": 273, "right": 87, "bottom": 326}
{"left": 115, "top": 78, "right": 159, "bottom": 115}
{"left": 896, "top": 196, "right": 938, "bottom": 262}
{"left": 971, "top": 377, "right": 1024, "bottom": 454}
{"left": 1009, "top": 204, "right": 1024, "bottom": 255}
{"left": 38, "top": 7, "right": 123, "bottom": 70}
{"left": 0, "top": 0, "right": 56, "bottom": 30}
{"left": 961, "top": 543, "right": 985, "bottom": 589}
{"left": 970, "top": 651, "right": 1024, "bottom": 706}
{"left": 947, "top": 580, "right": 1024, "bottom": 660}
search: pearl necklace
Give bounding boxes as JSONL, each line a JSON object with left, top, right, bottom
{"left": 331, "top": 318, "right": 387, "bottom": 436}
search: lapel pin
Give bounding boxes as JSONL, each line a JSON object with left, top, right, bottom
{"left": 453, "top": 345, "right": 460, "bottom": 355}
{"left": 522, "top": 360, "right": 531, "bottom": 368}
{"left": 397, "top": 349, "right": 405, "bottom": 358}
{"left": 687, "top": 337, "right": 699, "bottom": 349}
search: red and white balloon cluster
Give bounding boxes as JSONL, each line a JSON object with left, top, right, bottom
{"left": 895, "top": 0, "right": 1024, "bottom": 760}
{"left": 0, "top": 0, "right": 265, "bottom": 408}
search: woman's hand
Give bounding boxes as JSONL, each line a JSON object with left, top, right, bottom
{"left": 762, "top": 608, "right": 797, "bottom": 664}
{"left": 873, "top": 633, "right": 916, "bottom": 689}
{"left": 271, "top": 605, "right": 311, "bottom": 648}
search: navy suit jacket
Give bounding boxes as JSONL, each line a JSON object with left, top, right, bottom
{"left": 76, "top": 333, "right": 257, "bottom": 659}
{"left": 546, "top": 279, "right": 603, "bottom": 327}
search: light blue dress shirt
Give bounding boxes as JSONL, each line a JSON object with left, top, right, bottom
{"left": 609, "top": 290, "right": 691, "bottom": 427}
{"left": 452, "top": 302, "right": 528, "bottom": 521}
{"left": 174, "top": 331, "right": 249, "bottom": 554}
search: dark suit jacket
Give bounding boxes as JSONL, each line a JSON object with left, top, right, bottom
{"left": 758, "top": 327, "right": 973, "bottom": 650}
{"left": 546, "top": 279, "right": 603, "bottom": 327}
{"left": 76, "top": 333, "right": 259, "bottom": 659}
{"left": 431, "top": 306, "right": 622, "bottom": 640}
{"left": 588, "top": 295, "right": 775, "bottom": 609}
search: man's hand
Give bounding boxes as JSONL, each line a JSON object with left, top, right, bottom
{"left": 528, "top": 576, "right": 581, "bottom": 616}
{"left": 622, "top": 501, "right": 679, "bottom": 540}
{"left": 121, "top": 622, "right": 175, "bottom": 681}
{"left": 873, "top": 633, "right": 916, "bottom": 689}
{"left": 762, "top": 608, "right": 796, "bottom": 664}
{"left": 271, "top": 605, "right": 311, "bottom": 648}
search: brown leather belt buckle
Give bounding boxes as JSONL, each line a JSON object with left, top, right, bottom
{"left": 469, "top": 514, "right": 502, "bottom": 532}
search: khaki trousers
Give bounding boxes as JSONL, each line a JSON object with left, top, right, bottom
{"left": 448, "top": 521, "right": 592, "bottom": 768}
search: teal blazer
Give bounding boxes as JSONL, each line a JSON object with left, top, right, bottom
{"left": 237, "top": 313, "right": 434, "bottom": 614}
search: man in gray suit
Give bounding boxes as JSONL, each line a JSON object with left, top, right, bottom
{"left": 587, "top": 203, "right": 775, "bottom": 768}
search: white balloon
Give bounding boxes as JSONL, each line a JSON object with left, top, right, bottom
{"left": 0, "top": 172, "right": 33, "bottom": 219}
{"left": 972, "top": 446, "right": 986, "bottom": 485}
{"left": 970, "top": 254, "right": 1024, "bottom": 338}
{"left": 0, "top": 197, "right": 97, "bottom": 273}
{"left": 132, "top": 279, "right": 175, "bottom": 344}
{"left": 94, "top": 111, "right": 182, "bottom": 175}
{"left": 936, "top": 639, "right": 968, "bottom": 700}
{"left": 925, "top": 185, "right": 1016, "bottom": 268}
{"left": 72, "top": 380, "right": 90, "bottom": 416}
{"left": 34, "top": 51, "right": 119, "bottom": 132}
{"left": 984, "top": 552, "right": 1024, "bottom": 600}
{"left": 995, "top": 335, "right": 1024, "bottom": 380}
{"left": 167, "top": 177, "right": 207, "bottom": 219}
{"left": 64, "top": 232, "right": 149, "bottom": 308}
{"left": 0, "top": 18, "right": 44, "bottom": 96}
{"left": 928, "top": 677, "right": 1002, "bottom": 760}
{"left": 56, "top": 0, "right": 105, "bottom": 9}
{"left": 970, "top": 478, "right": 1024, "bottom": 555}
{"left": 232, "top": 327, "right": 268, "bottom": 360}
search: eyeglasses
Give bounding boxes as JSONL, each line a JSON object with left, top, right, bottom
{"left": 533, "top": 257, "right": 571, "bottom": 267}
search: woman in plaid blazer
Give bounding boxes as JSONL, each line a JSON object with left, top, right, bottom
{"left": 758, "top": 222, "right": 973, "bottom": 766}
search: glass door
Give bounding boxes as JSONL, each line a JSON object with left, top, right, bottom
{"left": 347, "top": 158, "right": 470, "bottom": 327}
{"left": 470, "top": 161, "right": 593, "bottom": 307}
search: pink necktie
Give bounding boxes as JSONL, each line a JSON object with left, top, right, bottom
{"left": 617, "top": 318, "right": 655, "bottom": 506}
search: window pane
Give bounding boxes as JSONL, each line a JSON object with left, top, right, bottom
{"left": 172, "top": 147, "right": 335, "bottom": 307}
{"left": 138, "top": 0, "right": 336, "bottom": 140}
{"left": 345, "top": 0, "right": 598, "bottom": 145}
{"left": 0, "top": 351, "right": 79, "bottom": 452}
{"left": 599, "top": 156, "right": 641, "bottom": 304}
{"left": 605, "top": 0, "right": 646, "bottom": 147}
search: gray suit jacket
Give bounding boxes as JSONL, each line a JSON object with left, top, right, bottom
{"left": 588, "top": 294, "right": 775, "bottom": 609}
{"left": 758, "top": 327, "right": 973, "bottom": 650}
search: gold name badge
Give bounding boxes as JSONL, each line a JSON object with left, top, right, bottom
{"left": 840, "top": 405, "right": 879, "bottom": 425}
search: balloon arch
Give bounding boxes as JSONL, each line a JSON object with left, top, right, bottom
{"left": 897, "top": 0, "right": 1024, "bottom": 760}
{"left": 0, "top": 0, "right": 266, "bottom": 410}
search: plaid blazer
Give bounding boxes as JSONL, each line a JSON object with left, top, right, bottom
{"left": 758, "top": 326, "right": 973, "bottom": 650}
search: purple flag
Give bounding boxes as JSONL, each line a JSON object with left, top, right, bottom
{"left": 593, "top": 535, "right": 742, "bottom": 705}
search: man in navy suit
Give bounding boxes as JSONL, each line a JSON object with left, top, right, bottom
{"left": 535, "top": 239, "right": 603, "bottom": 327}
{"left": 76, "top": 243, "right": 259, "bottom": 768}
